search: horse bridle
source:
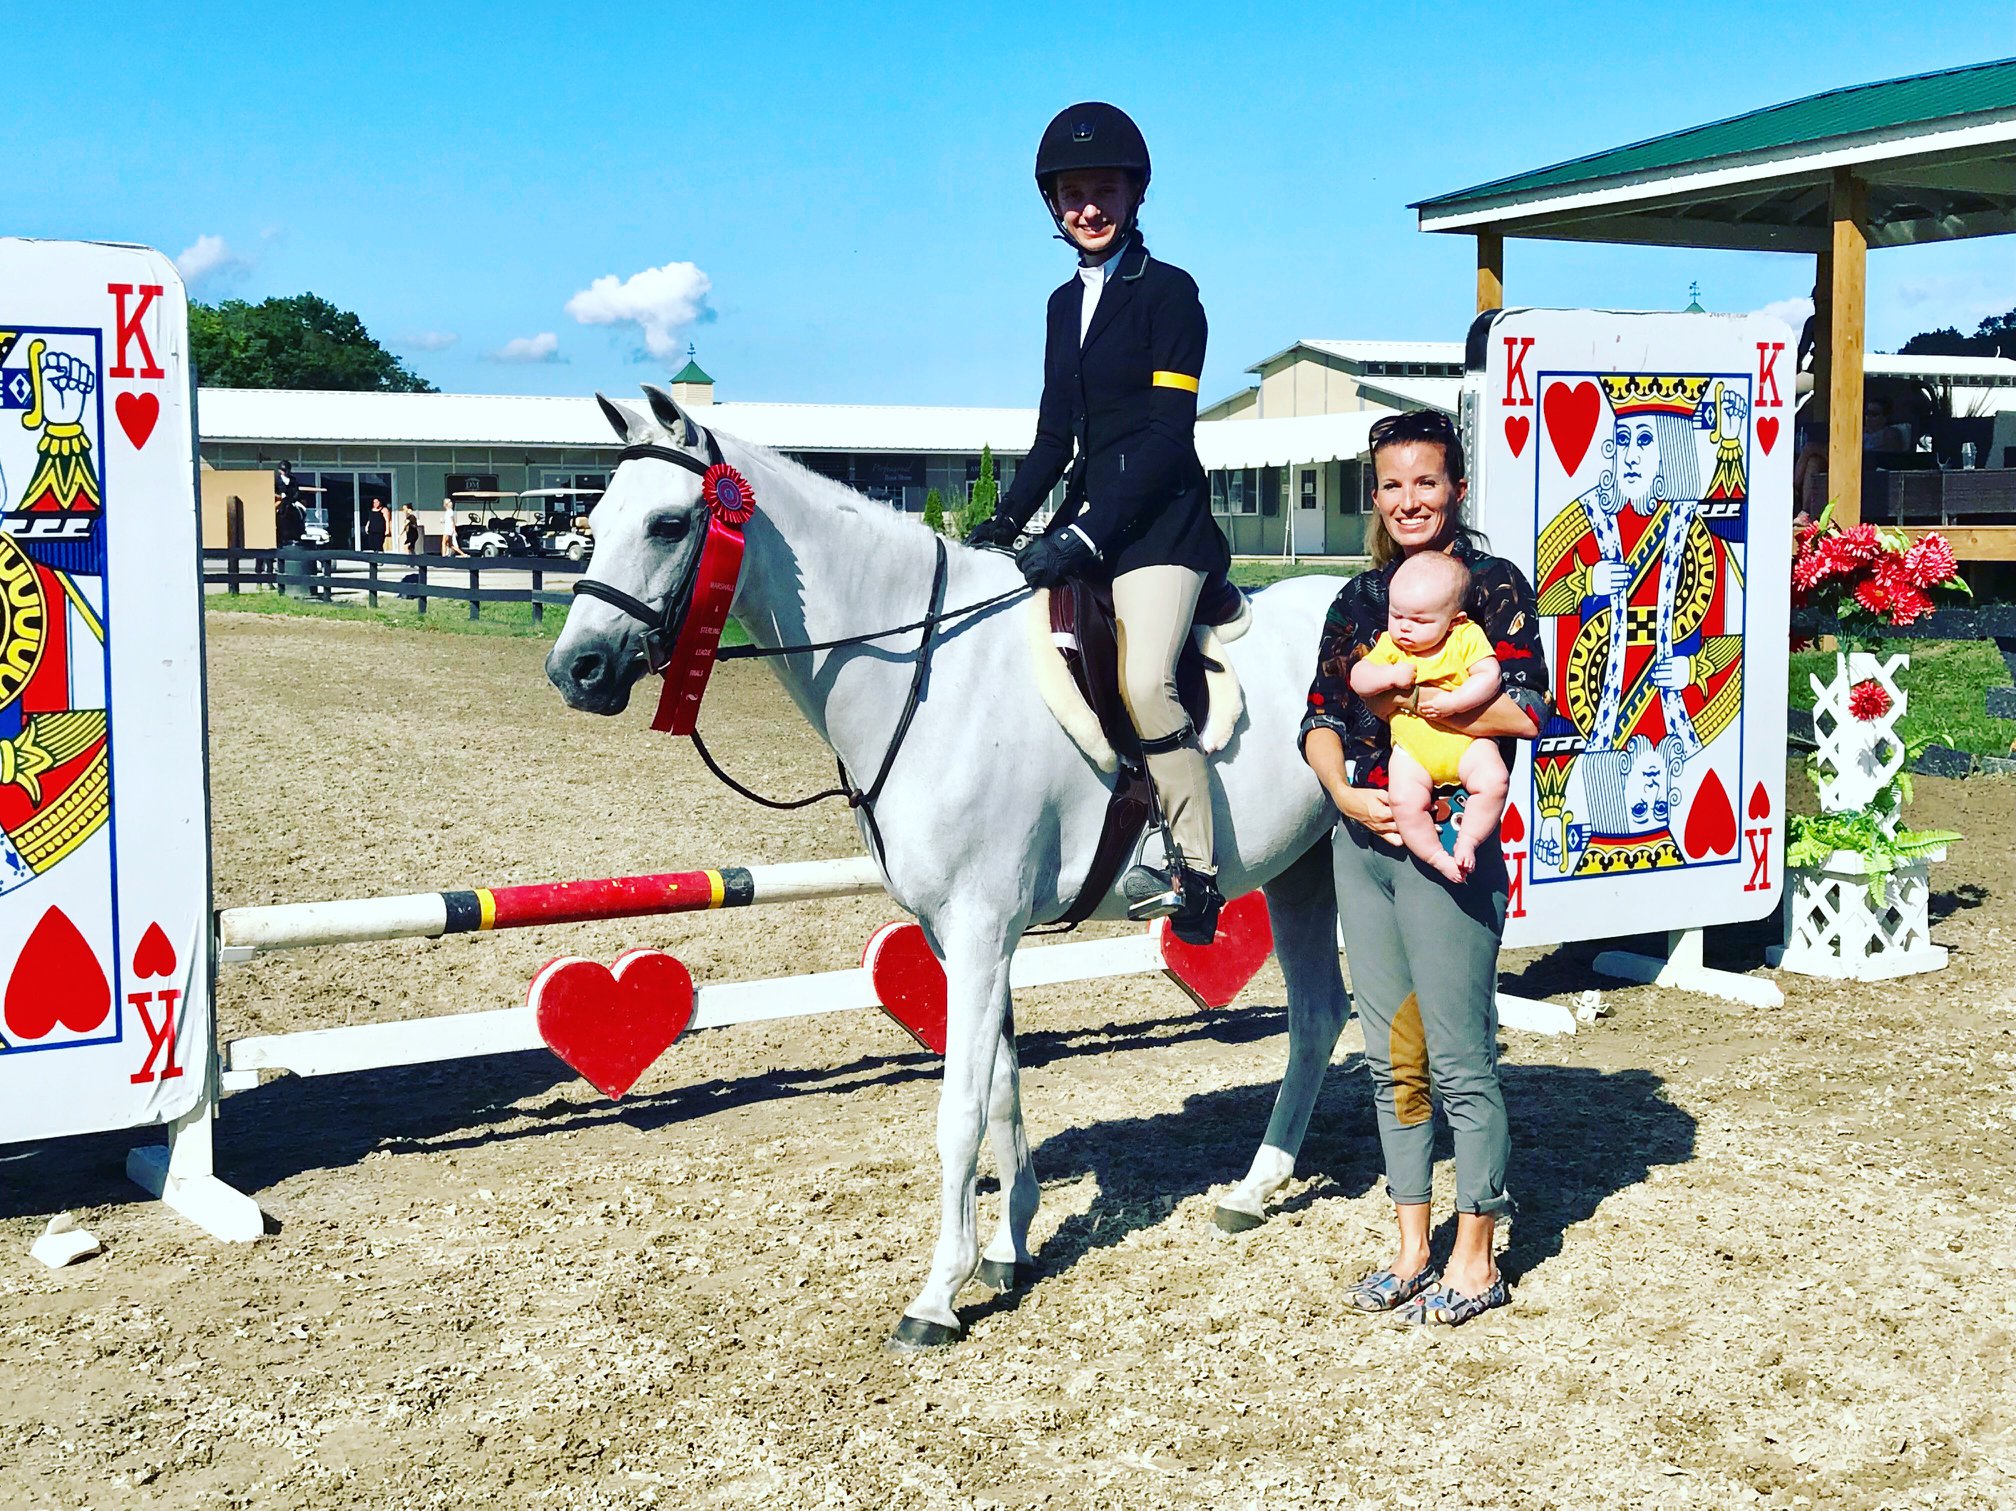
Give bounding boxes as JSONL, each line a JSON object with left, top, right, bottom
{"left": 569, "top": 429, "right": 727, "bottom": 673}
{"left": 567, "top": 426, "right": 1030, "bottom": 875}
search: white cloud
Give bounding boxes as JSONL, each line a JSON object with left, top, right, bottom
{"left": 175, "top": 234, "right": 252, "bottom": 290}
{"left": 1754, "top": 295, "right": 1814, "bottom": 327}
{"left": 490, "top": 331, "right": 563, "bottom": 364}
{"left": 565, "top": 261, "right": 713, "bottom": 360}
{"left": 403, "top": 330, "right": 460, "bottom": 352}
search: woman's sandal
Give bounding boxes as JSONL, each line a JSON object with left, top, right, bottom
{"left": 1393, "top": 1275, "right": 1510, "bottom": 1327}
{"left": 1346, "top": 1264, "right": 1441, "bottom": 1313}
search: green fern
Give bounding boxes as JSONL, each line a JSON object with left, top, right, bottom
{"left": 1786, "top": 773, "right": 1960, "bottom": 906}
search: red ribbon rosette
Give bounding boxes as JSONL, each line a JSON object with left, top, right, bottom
{"left": 702, "top": 463, "right": 756, "bottom": 526}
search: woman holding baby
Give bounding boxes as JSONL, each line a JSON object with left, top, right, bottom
{"left": 1300, "top": 409, "right": 1550, "bottom": 1326}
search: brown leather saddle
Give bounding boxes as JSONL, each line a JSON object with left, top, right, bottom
{"left": 1043, "top": 571, "right": 1244, "bottom": 928}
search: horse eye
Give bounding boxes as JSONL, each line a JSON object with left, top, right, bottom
{"left": 647, "top": 515, "right": 690, "bottom": 542}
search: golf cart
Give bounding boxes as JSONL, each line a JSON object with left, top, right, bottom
{"left": 451, "top": 492, "right": 535, "bottom": 557}
{"left": 518, "top": 486, "right": 601, "bottom": 560}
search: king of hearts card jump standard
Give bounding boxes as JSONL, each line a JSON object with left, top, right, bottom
{"left": 0, "top": 240, "right": 214, "bottom": 1147}
{"left": 1461, "top": 310, "right": 1793, "bottom": 952}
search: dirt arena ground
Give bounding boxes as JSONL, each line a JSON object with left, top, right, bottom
{"left": 4, "top": 612, "right": 2014, "bottom": 1509}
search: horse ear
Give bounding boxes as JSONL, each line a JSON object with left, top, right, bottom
{"left": 641, "top": 384, "right": 699, "bottom": 448}
{"left": 597, "top": 393, "right": 641, "bottom": 443}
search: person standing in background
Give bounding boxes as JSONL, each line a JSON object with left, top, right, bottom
{"left": 399, "top": 502, "right": 422, "bottom": 556}
{"left": 438, "top": 502, "right": 468, "bottom": 557}
{"left": 363, "top": 497, "right": 390, "bottom": 552}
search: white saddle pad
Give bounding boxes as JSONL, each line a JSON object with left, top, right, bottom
{"left": 1025, "top": 588, "right": 1250, "bottom": 775}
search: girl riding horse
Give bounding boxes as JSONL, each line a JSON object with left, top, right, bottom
{"left": 967, "top": 101, "right": 1232, "bottom": 945}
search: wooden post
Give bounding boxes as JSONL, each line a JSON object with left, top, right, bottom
{"left": 532, "top": 567, "right": 544, "bottom": 627}
{"left": 1476, "top": 231, "right": 1504, "bottom": 313}
{"left": 1810, "top": 241, "right": 1832, "bottom": 457}
{"left": 469, "top": 565, "right": 480, "bottom": 621}
{"left": 366, "top": 552, "right": 379, "bottom": 609}
{"left": 1826, "top": 169, "right": 1867, "bottom": 527}
{"left": 416, "top": 560, "right": 427, "bottom": 617}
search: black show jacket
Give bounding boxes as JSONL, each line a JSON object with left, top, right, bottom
{"left": 998, "top": 235, "right": 1231, "bottom": 581}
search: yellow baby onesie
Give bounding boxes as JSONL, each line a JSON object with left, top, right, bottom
{"left": 1365, "top": 618, "right": 1497, "bottom": 786}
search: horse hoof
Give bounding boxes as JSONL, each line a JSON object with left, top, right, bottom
{"left": 977, "top": 1258, "right": 1035, "bottom": 1291}
{"left": 886, "top": 1315, "right": 962, "bottom": 1353}
{"left": 1213, "top": 1203, "right": 1265, "bottom": 1234}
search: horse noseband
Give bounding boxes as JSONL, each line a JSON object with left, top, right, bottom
{"left": 570, "top": 430, "right": 726, "bottom": 672}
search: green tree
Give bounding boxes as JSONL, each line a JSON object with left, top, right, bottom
{"left": 190, "top": 294, "right": 437, "bottom": 391}
{"left": 922, "top": 487, "right": 946, "bottom": 535}
{"left": 958, "top": 445, "right": 1000, "bottom": 537}
{"left": 1900, "top": 305, "right": 2016, "bottom": 361}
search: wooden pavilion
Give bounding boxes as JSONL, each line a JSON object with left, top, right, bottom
{"left": 1414, "top": 58, "right": 2016, "bottom": 556}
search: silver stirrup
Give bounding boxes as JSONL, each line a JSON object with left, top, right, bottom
{"left": 1121, "top": 863, "right": 1182, "bottom": 920}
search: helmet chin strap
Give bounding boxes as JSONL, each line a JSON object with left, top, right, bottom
{"left": 1052, "top": 217, "right": 1138, "bottom": 263}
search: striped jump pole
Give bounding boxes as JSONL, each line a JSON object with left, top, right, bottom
{"left": 215, "top": 856, "right": 885, "bottom": 962}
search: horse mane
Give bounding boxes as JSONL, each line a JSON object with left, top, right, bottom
{"left": 717, "top": 428, "right": 958, "bottom": 551}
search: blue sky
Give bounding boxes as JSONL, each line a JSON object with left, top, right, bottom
{"left": 11, "top": 3, "right": 2012, "bottom": 408}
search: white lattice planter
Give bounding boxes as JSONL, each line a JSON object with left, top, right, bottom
{"left": 1773, "top": 847, "right": 1948, "bottom": 981}
{"left": 1775, "top": 650, "right": 1952, "bottom": 981}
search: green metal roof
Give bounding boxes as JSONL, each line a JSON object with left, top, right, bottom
{"left": 1417, "top": 56, "right": 2016, "bottom": 211}
{"left": 671, "top": 357, "right": 713, "bottom": 384}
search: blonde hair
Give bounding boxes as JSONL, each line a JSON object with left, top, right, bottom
{"left": 1366, "top": 410, "right": 1470, "bottom": 570}
{"left": 1390, "top": 549, "right": 1472, "bottom": 613}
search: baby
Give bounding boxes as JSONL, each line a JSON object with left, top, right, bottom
{"left": 1349, "top": 552, "right": 1507, "bottom": 882}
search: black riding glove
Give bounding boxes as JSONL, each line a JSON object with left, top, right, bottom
{"left": 964, "top": 516, "right": 1021, "bottom": 550}
{"left": 1016, "top": 529, "right": 1097, "bottom": 589}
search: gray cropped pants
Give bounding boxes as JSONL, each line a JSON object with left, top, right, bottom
{"left": 1332, "top": 818, "right": 1512, "bottom": 1216}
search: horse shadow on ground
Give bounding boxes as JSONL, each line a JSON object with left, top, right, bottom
{"left": 4, "top": 1005, "right": 1695, "bottom": 1307}
{"left": 0, "top": 999, "right": 1286, "bottom": 1221}
{"left": 959, "top": 1058, "right": 1695, "bottom": 1328}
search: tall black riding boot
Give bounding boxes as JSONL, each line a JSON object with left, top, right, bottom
{"left": 1169, "top": 866, "right": 1224, "bottom": 946}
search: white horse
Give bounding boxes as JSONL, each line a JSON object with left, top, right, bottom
{"left": 549, "top": 387, "right": 1350, "bottom": 1348}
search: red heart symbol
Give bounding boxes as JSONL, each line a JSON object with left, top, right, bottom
{"left": 115, "top": 391, "right": 159, "bottom": 450}
{"left": 864, "top": 922, "right": 947, "bottom": 1055}
{"left": 1157, "top": 890, "right": 1274, "bottom": 1010}
{"left": 1500, "top": 803, "right": 1526, "bottom": 844}
{"left": 1757, "top": 417, "right": 1779, "bottom": 455}
{"left": 1682, "top": 769, "right": 1737, "bottom": 860}
{"left": 1543, "top": 380, "right": 1601, "bottom": 476}
{"left": 529, "top": 948, "right": 693, "bottom": 1100}
{"left": 1747, "top": 781, "right": 1772, "bottom": 821}
{"left": 5, "top": 907, "right": 111, "bottom": 1041}
{"left": 1503, "top": 415, "right": 1530, "bottom": 458}
{"left": 133, "top": 921, "right": 178, "bottom": 979}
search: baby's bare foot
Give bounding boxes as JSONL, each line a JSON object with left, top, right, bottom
{"left": 1452, "top": 840, "right": 1478, "bottom": 880}
{"left": 1428, "top": 850, "right": 1466, "bottom": 884}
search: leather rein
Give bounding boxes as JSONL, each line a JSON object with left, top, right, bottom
{"left": 571, "top": 428, "right": 1029, "bottom": 866}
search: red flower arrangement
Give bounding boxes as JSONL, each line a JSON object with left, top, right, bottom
{"left": 1848, "top": 679, "right": 1893, "bottom": 722}
{"left": 1791, "top": 505, "right": 1969, "bottom": 638}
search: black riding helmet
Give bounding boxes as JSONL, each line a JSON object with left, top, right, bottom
{"left": 1035, "top": 102, "right": 1150, "bottom": 237}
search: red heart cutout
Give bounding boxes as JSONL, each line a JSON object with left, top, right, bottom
{"left": 1757, "top": 416, "right": 1779, "bottom": 455}
{"left": 5, "top": 907, "right": 111, "bottom": 1041}
{"left": 1503, "top": 415, "right": 1530, "bottom": 458}
{"left": 864, "top": 922, "right": 947, "bottom": 1055}
{"left": 1682, "top": 769, "right": 1737, "bottom": 860}
{"left": 1543, "top": 380, "right": 1601, "bottom": 476}
{"left": 1157, "top": 890, "right": 1274, "bottom": 1010}
{"left": 116, "top": 391, "right": 159, "bottom": 450}
{"left": 1747, "top": 781, "right": 1772, "bottom": 821}
{"left": 1500, "top": 803, "right": 1526, "bottom": 844}
{"left": 529, "top": 948, "right": 693, "bottom": 1099}
{"left": 133, "top": 921, "right": 178, "bottom": 979}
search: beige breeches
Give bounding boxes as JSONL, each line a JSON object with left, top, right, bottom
{"left": 1111, "top": 564, "right": 1215, "bottom": 872}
